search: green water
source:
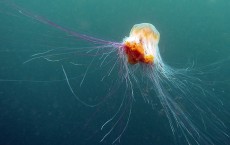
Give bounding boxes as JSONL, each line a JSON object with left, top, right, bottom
{"left": 0, "top": 0, "right": 230, "bottom": 145}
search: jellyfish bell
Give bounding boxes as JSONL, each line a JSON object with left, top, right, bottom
{"left": 122, "top": 23, "right": 160, "bottom": 65}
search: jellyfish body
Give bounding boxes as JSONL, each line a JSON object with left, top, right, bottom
{"left": 117, "top": 23, "right": 229, "bottom": 145}
{"left": 123, "top": 23, "right": 159, "bottom": 65}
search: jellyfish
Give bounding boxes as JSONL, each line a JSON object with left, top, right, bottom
{"left": 1, "top": 1, "right": 230, "bottom": 145}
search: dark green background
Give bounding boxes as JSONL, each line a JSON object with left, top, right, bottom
{"left": 0, "top": 0, "right": 230, "bottom": 145}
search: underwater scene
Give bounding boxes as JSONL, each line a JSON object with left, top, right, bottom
{"left": 0, "top": 0, "right": 230, "bottom": 145}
